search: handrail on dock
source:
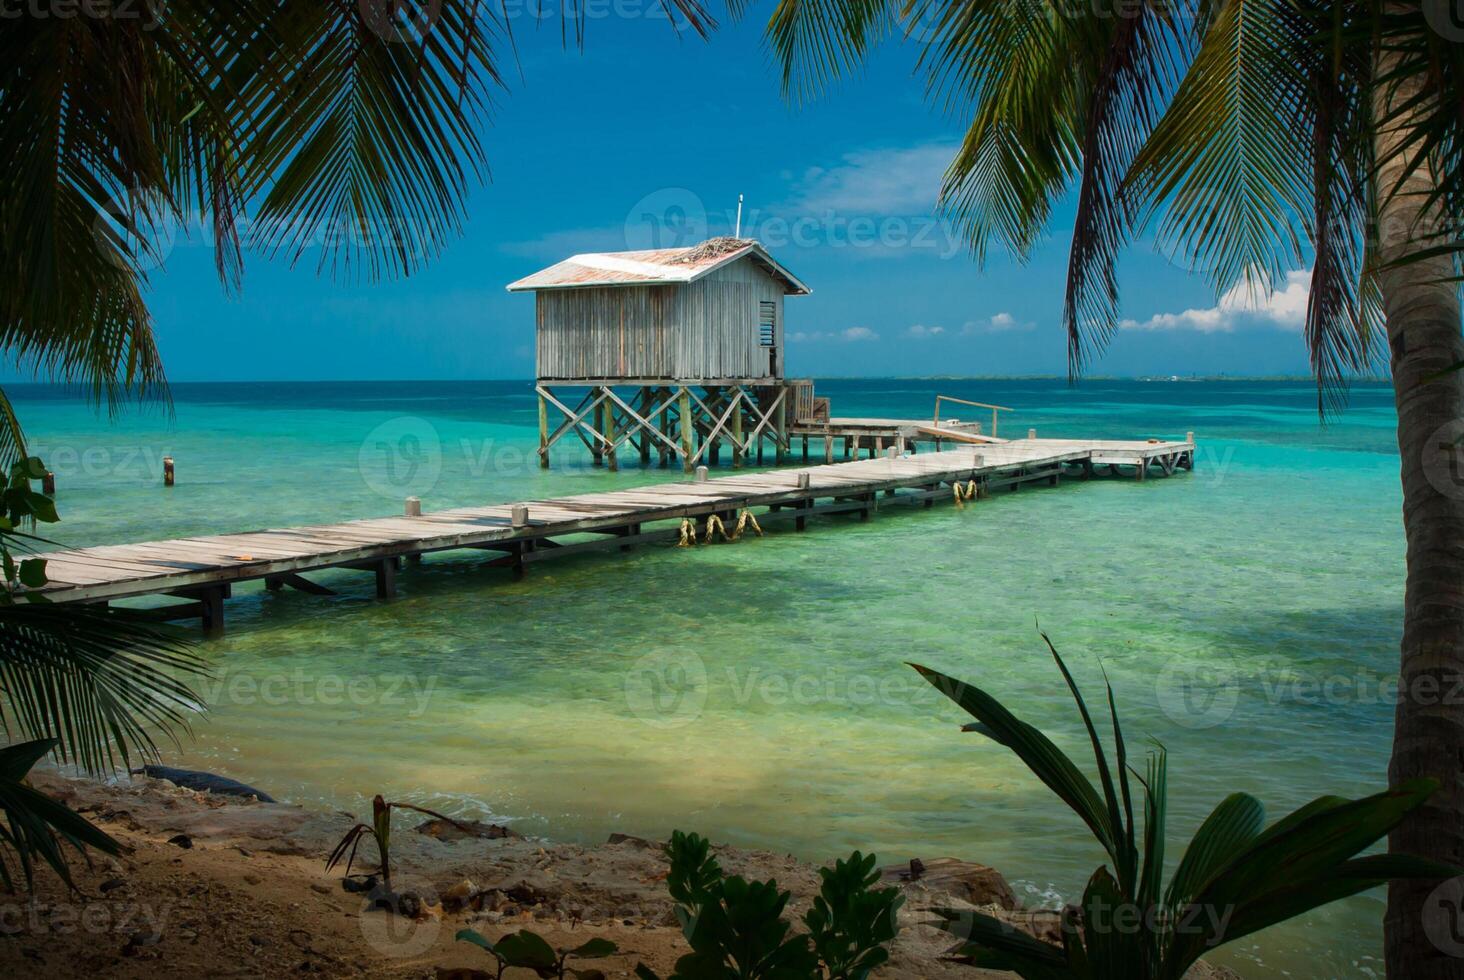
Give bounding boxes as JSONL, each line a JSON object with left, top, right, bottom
{"left": 933, "top": 395, "right": 1014, "bottom": 438}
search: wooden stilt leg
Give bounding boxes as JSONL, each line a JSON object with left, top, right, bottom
{"left": 774, "top": 392, "right": 787, "bottom": 465}
{"left": 638, "top": 390, "right": 652, "bottom": 467}
{"left": 824, "top": 435, "right": 834, "bottom": 464}
{"left": 802, "top": 435, "right": 809, "bottom": 462}
{"left": 731, "top": 394, "right": 744, "bottom": 469}
{"left": 678, "top": 389, "right": 695, "bottom": 473}
{"left": 538, "top": 391, "right": 550, "bottom": 469}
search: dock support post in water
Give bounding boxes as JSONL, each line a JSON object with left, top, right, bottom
{"left": 602, "top": 392, "right": 618, "bottom": 472}
{"left": 775, "top": 393, "right": 787, "bottom": 465}
{"left": 538, "top": 393, "right": 550, "bottom": 469}
{"left": 678, "top": 389, "right": 695, "bottom": 473}
{"left": 638, "top": 391, "right": 653, "bottom": 467}
{"left": 374, "top": 558, "right": 396, "bottom": 599}
{"left": 731, "top": 395, "right": 744, "bottom": 469}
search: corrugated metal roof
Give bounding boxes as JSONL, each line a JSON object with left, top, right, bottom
{"left": 506, "top": 239, "right": 811, "bottom": 295}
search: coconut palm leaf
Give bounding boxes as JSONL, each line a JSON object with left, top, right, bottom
{"left": 747, "top": 0, "right": 1461, "bottom": 405}
{"left": 0, "top": 602, "right": 204, "bottom": 775}
{"left": 0, "top": 738, "right": 123, "bottom": 892}
{"left": 0, "top": 0, "right": 715, "bottom": 449}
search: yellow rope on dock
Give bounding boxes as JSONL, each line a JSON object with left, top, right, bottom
{"left": 732, "top": 508, "right": 764, "bottom": 540}
{"left": 677, "top": 518, "right": 698, "bottom": 547}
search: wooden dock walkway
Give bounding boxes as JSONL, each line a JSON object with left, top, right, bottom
{"left": 31, "top": 437, "right": 1195, "bottom": 632}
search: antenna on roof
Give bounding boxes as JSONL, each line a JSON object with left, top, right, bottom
{"left": 734, "top": 194, "right": 744, "bottom": 239}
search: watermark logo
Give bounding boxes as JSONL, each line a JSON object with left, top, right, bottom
{"left": 1424, "top": 877, "right": 1464, "bottom": 957}
{"left": 359, "top": 416, "right": 443, "bottom": 499}
{"left": 625, "top": 187, "right": 710, "bottom": 250}
{"left": 357, "top": 873, "right": 443, "bottom": 957}
{"left": 900, "top": 0, "right": 945, "bottom": 44}
{"left": 94, "top": 189, "right": 179, "bottom": 275}
{"left": 1424, "top": 0, "right": 1464, "bottom": 42}
{"left": 624, "top": 648, "right": 708, "bottom": 728}
{"left": 1155, "top": 657, "right": 1239, "bottom": 730}
{"left": 360, "top": 0, "right": 442, "bottom": 42}
{"left": 1423, "top": 420, "right": 1464, "bottom": 502}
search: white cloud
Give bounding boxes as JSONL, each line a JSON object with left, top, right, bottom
{"left": 904, "top": 324, "right": 945, "bottom": 338}
{"left": 789, "top": 326, "right": 881, "bottom": 343}
{"left": 783, "top": 143, "right": 955, "bottom": 216}
{"left": 1121, "top": 269, "right": 1311, "bottom": 333}
{"left": 962, "top": 312, "right": 1034, "bottom": 335}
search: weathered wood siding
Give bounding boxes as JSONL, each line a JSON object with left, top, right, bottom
{"left": 535, "top": 255, "right": 785, "bottom": 381}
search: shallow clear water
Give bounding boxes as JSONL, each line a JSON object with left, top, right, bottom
{"left": 13, "top": 379, "right": 1404, "bottom": 979}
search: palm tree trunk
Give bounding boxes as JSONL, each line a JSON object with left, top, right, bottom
{"left": 1376, "top": 22, "right": 1464, "bottom": 980}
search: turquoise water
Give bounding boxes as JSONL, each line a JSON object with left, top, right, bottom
{"left": 12, "top": 379, "right": 1403, "bottom": 978}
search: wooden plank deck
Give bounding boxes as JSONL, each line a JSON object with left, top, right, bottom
{"left": 30, "top": 437, "right": 1195, "bottom": 628}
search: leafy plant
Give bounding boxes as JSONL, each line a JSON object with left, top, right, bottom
{"left": 638, "top": 830, "right": 900, "bottom": 980}
{"left": 805, "top": 852, "right": 902, "bottom": 980}
{"left": 326, "top": 794, "right": 475, "bottom": 898}
{"left": 0, "top": 457, "right": 204, "bottom": 890}
{"left": 456, "top": 927, "right": 618, "bottom": 980}
{"left": 908, "top": 634, "right": 1462, "bottom": 980}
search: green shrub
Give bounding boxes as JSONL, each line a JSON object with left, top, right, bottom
{"left": 637, "top": 830, "right": 901, "bottom": 980}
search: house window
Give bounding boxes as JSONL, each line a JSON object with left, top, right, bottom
{"left": 758, "top": 301, "right": 777, "bottom": 347}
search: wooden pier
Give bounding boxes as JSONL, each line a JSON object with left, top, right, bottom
{"left": 31, "top": 437, "right": 1195, "bottom": 633}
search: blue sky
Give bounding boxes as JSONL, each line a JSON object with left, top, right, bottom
{"left": 37, "top": 8, "right": 1330, "bottom": 382}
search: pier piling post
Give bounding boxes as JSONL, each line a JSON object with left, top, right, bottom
{"left": 678, "top": 389, "right": 695, "bottom": 473}
{"left": 1186, "top": 431, "right": 1195, "bottom": 444}
{"left": 638, "top": 391, "right": 652, "bottom": 467}
{"left": 602, "top": 392, "right": 618, "bottom": 472}
{"left": 824, "top": 435, "right": 833, "bottom": 464}
{"left": 200, "top": 585, "right": 224, "bottom": 636}
{"left": 1028, "top": 428, "right": 1037, "bottom": 440}
{"left": 374, "top": 558, "right": 396, "bottom": 599}
{"left": 775, "top": 393, "right": 787, "bottom": 465}
{"left": 695, "top": 466, "right": 709, "bottom": 483}
{"left": 405, "top": 496, "right": 422, "bottom": 517}
{"left": 731, "top": 394, "right": 744, "bottom": 469}
{"left": 796, "top": 472, "right": 811, "bottom": 531}
{"left": 512, "top": 504, "right": 529, "bottom": 528}
{"left": 538, "top": 391, "right": 550, "bottom": 469}
{"left": 802, "top": 435, "right": 809, "bottom": 462}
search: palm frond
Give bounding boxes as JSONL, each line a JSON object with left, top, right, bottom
{"left": 730, "top": 0, "right": 898, "bottom": 103}
{"left": 1128, "top": 0, "right": 1314, "bottom": 294}
{"left": 0, "top": 738, "right": 122, "bottom": 892}
{"left": 0, "top": 387, "right": 28, "bottom": 475}
{"left": 1062, "top": 3, "right": 1192, "bottom": 376}
{"left": 0, "top": 603, "right": 205, "bottom": 775}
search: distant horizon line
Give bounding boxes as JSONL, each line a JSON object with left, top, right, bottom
{"left": 2, "top": 374, "right": 1393, "bottom": 386}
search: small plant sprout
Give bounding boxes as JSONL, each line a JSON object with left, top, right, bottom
{"left": 326, "top": 794, "right": 472, "bottom": 898}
